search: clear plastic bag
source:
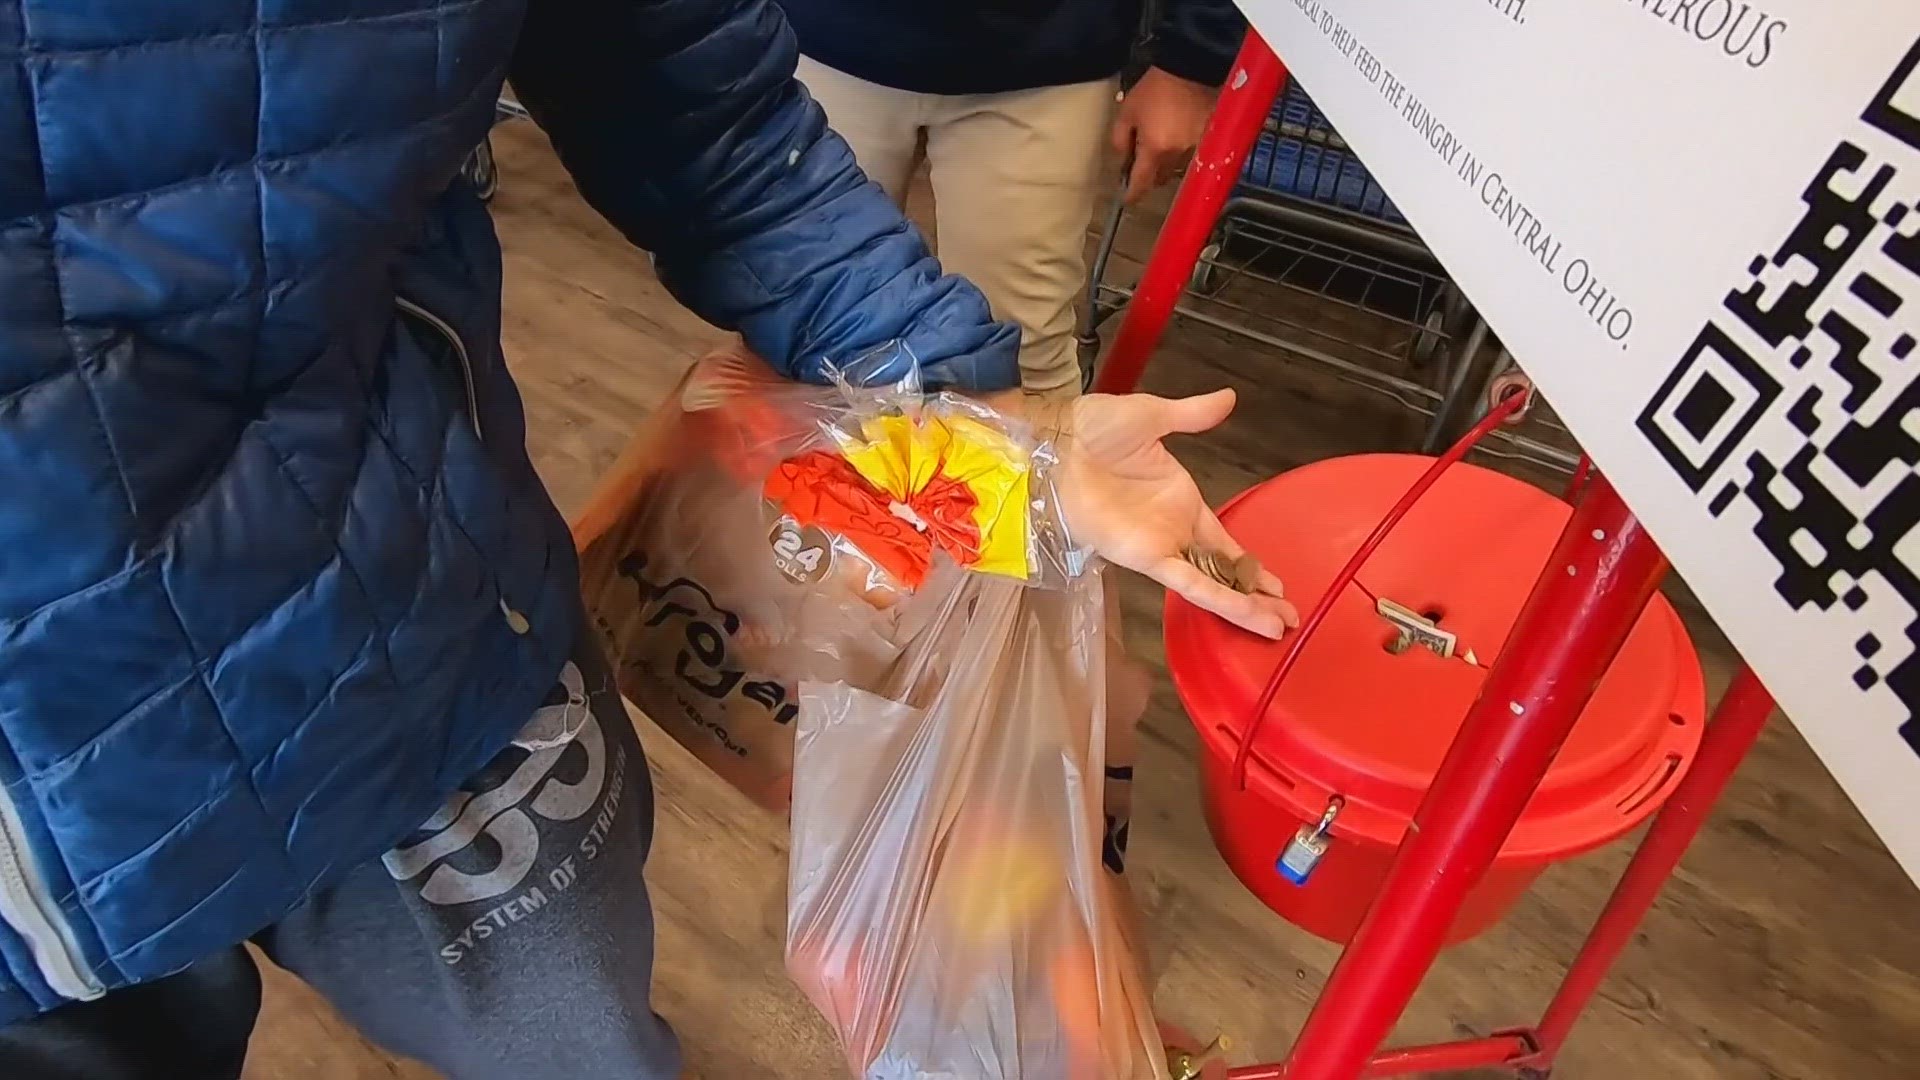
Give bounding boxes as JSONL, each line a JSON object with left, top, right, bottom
{"left": 786, "top": 569, "right": 1164, "bottom": 1079}
{"left": 573, "top": 340, "right": 1084, "bottom": 810}
{"left": 575, "top": 344, "right": 903, "bottom": 807}
{"left": 574, "top": 340, "right": 1164, "bottom": 1076}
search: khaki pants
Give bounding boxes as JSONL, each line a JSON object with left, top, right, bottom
{"left": 796, "top": 56, "right": 1117, "bottom": 402}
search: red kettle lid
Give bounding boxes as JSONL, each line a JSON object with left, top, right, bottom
{"left": 1165, "top": 455, "right": 1705, "bottom": 861}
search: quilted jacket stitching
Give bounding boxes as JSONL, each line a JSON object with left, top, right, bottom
{"left": 254, "top": 633, "right": 382, "bottom": 812}
{"left": 21, "top": 37, "right": 114, "bottom": 962}
{"left": 254, "top": 422, "right": 401, "bottom": 660}
{"left": 254, "top": 391, "right": 497, "bottom": 730}
{"left": 9, "top": 127, "right": 422, "bottom": 231}
{"left": 22, "top": 350, "right": 475, "bottom": 931}
{"left": 28, "top": 669, "right": 201, "bottom": 786}
{"left": 0, "top": 388, "right": 352, "bottom": 634}
{"left": 1, "top": 545, "right": 141, "bottom": 639}
{"left": 418, "top": 416, "right": 559, "bottom": 633}
{"left": 0, "top": 3, "right": 479, "bottom": 63}
{"left": 63, "top": 287, "right": 269, "bottom": 357}
{"left": 247, "top": 16, "right": 268, "bottom": 401}
{"left": 73, "top": 758, "right": 240, "bottom": 896}
{"left": 264, "top": 639, "right": 381, "bottom": 794}
{"left": 146, "top": 586, "right": 288, "bottom": 868}
{"left": 32, "top": 374, "right": 291, "bottom": 929}
{"left": 111, "top": 859, "right": 254, "bottom": 962}
{"left": 0, "top": 421, "right": 349, "bottom": 659}
{"left": 0, "top": 364, "right": 74, "bottom": 419}
{"left": 349, "top": 330, "right": 498, "bottom": 579}
{"left": 3, "top": 46, "right": 502, "bottom": 627}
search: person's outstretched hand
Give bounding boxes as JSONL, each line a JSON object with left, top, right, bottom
{"left": 1056, "top": 389, "right": 1300, "bottom": 638}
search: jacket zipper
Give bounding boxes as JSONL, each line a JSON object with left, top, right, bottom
{"left": 393, "top": 296, "right": 535, "bottom": 635}
{"left": 0, "top": 784, "right": 103, "bottom": 1002}
{"left": 395, "top": 296, "right": 485, "bottom": 445}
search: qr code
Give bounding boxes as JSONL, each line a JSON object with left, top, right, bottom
{"left": 1637, "top": 37, "right": 1920, "bottom": 753}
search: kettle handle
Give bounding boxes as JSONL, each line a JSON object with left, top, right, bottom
{"left": 1229, "top": 386, "right": 1534, "bottom": 792}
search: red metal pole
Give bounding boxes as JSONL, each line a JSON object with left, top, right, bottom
{"left": 1092, "top": 31, "right": 1287, "bottom": 395}
{"left": 1516, "top": 664, "right": 1776, "bottom": 1073}
{"left": 1276, "top": 474, "right": 1670, "bottom": 1080}
{"left": 1562, "top": 454, "right": 1593, "bottom": 505}
{"left": 1232, "top": 1035, "right": 1534, "bottom": 1080}
{"left": 1357, "top": 1036, "right": 1533, "bottom": 1078}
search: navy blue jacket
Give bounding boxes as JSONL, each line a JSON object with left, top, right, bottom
{"left": 780, "top": 0, "right": 1247, "bottom": 96}
{"left": 0, "top": 0, "right": 1017, "bottom": 1025}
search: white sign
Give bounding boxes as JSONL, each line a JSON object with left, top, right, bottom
{"left": 1232, "top": 0, "right": 1920, "bottom": 884}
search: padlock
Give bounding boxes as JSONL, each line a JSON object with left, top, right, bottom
{"left": 1276, "top": 797, "right": 1342, "bottom": 887}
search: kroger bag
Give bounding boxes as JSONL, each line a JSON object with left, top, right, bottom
{"left": 572, "top": 343, "right": 922, "bottom": 809}
{"left": 573, "top": 342, "right": 1147, "bottom": 848}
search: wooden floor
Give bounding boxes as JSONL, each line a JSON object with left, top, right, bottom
{"left": 239, "top": 122, "right": 1920, "bottom": 1079}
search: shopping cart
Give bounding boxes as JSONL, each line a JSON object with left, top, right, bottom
{"left": 1240, "top": 77, "right": 1407, "bottom": 224}
{"left": 1080, "top": 72, "right": 1577, "bottom": 468}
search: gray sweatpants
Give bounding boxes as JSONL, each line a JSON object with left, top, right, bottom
{"left": 0, "top": 633, "right": 680, "bottom": 1080}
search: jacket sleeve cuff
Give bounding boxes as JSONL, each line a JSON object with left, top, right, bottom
{"left": 1149, "top": 36, "right": 1236, "bottom": 88}
{"left": 1148, "top": 0, "right": 1248, "bottom": 88}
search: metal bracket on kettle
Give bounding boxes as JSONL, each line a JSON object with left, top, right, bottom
{"left": 1166, "top": 1034, "right": 1233, "bottom": 1080}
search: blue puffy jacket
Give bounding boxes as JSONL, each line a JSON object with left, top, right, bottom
{"left": 0, "top": 0, "right": 1018, "bottom": 1026}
